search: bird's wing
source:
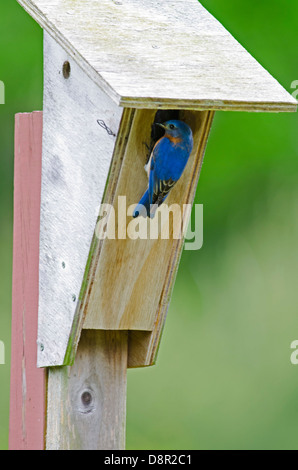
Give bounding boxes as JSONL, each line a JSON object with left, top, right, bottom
{"left": 150, "top": 175, "right": 176, "bottom": 206}
{"left": 148, "top": 139, "right": 177, "bottom": 207}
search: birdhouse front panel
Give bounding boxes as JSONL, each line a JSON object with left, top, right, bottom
{"left": 82, "top": 108, "right": 214, "bottom": 367}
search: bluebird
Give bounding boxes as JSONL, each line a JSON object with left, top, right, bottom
{"left": 133, "top": 120, "right": 193, "bottom": 218}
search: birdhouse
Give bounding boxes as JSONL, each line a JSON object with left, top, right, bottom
{"left": 16, "top": 0, "right": 296, "bottom": 370}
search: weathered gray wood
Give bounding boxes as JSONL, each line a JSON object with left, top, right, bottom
{"left": 17, "top": 0, "right": 296, "bottom": 112}
{"left": 38, "top": 32, "right": 123, "bottom": 367}
{"left": 46, "top": 330, "right": 128, "bottom": 450}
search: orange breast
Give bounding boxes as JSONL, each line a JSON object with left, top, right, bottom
{"left": 165, "top": 134, "right": 182, "bottom": 145}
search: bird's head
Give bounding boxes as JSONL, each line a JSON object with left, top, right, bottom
{"left": 156, "top": 120, "right": 193, "bottom": 146}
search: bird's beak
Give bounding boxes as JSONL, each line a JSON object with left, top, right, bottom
{"left": 156, "top": 123, "right": 166, "bottom": 130}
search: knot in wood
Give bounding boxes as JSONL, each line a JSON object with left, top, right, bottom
{"left": 79, "top": 388, "right": 95, "bottom": 414}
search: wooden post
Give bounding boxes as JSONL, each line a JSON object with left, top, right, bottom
{"left": 82, "top": 108, "right": 215, "bottom": 367}
{"left": 9, "top": 112, "right": 46, "bottom": 450}
{"left": 46, "top": 331, "right": 128, "bottom": 450}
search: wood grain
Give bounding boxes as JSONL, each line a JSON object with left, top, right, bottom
{"left": 46, "top": 330, "right": 128, "bottom": 450}
{"left": 16, "top": 0, "right": 297, "bottom": 112}
{"left": 9, "top": 112, "right": 46, "bottom": 450}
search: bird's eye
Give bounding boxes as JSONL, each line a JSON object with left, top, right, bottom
{"left": 169, "top": 124, "right": 175, "bottom": 130}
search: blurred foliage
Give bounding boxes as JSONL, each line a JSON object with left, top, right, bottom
{"left": 0, "top": 0, "right": 297, "bottom": 450}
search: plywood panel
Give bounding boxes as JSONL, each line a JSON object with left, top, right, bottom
{"left": 17, "top": 0, "right": 297, "bottom": 112}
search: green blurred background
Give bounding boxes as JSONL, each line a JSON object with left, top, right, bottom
{"left": 0, "top": 0, "right": 297, "bottom": 450}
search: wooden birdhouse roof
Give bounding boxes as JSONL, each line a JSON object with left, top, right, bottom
{"left": 18, "top": 0, "right": 296, "bottom": 112}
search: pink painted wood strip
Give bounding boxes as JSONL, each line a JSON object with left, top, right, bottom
{"left": 9, "top": 112, "right": 46, "bottom": 450}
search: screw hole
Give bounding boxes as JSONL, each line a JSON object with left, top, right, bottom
{"left": 62, "top": 61, "right": 71, "bottom": 79}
